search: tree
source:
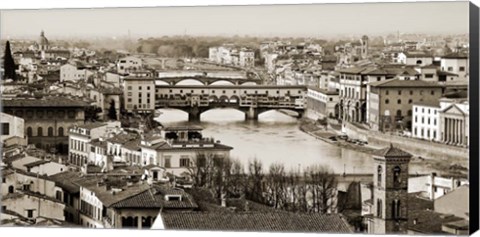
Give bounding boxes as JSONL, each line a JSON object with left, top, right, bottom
{"left": 3, "top": 41, "right": 17, "bottom": 81}
{"left": 84, "top": 106, "right": 102, "bottom": 122}
{"left": 305, "top": 165, "right": 338, "bottom": 214}
{"left": 247, "top": 158, "right": 265, "bottom": 203}
{"left": 108, "top": 100, "right": 117, "bottom": 121}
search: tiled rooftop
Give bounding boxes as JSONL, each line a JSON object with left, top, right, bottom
{"left": 161, "top": 212, "right": 352, "bottom": 233}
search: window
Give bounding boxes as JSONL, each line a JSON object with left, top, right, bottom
{"left": 377, "top": 165, "right": 383, "bottom": 187}
{"left": 180, "top": 158, "right": 190, "bottom": 167}
{"left": 397, "top": 99, "right": 401, "bottom": 104}
{"left": 377, "top": 199, "right": 383, "bottom": 218}
{"left": 447, "top": 67, "right": 453, "bottom": 71}
{"left": 408, "top": 99, "right": 412, "bottom": 104}
{"left": 392, "top": 199, "right": 401, "bottom": 219}
{"left": 385, "top": 90, "right": 389, "bottom": 95}
{"left": 27, "top": 210, "right": 34, "bottom": 218}
{"left": 377, "top": 76, "right": 381, "bottom": 81}
{"left": 396, "top": 110, "right": 402, "bottom": 117}
{"left": 428, "top": 118, "right": 430, "bottom": 124}
{"left": 164, "top": 157, "right": 171, "bottom": 168}
{"left": 407, "top": 110, "right": 412, "bottom": 116}
{"left": 425, "top": 74, "right": 434, "bottom": 78}
{"left": 421, "top": 117, "right": 424, "bottom": 124}
{"left": 433, "top": 131, "right": 436, "bottom": 139}
{"left": 415, "top": 116, "right": 417, "bottom": 122}
{"left": 416, "top": 60, "right": 422, "bottom": 65}
{"left": 385, "top": 99, "right": 389, "bottom": 104}
{"left": 1, "top": 123, "right": 9, "bottom": 135}
{"left": 2, "top": 177, "right": 5, "bottom": 183}
{"left": 393, "top": 166, "right": 401, "bottom": 186}
{"left": 56, "top": 190, "right": 62, "bottom": 201}
{"left": 58, "top": 127, "right": 64, "bottom": 137}
{"left": 37, "top": 127, "right": 43, "bottom": 137}
{"left": 410, "top": 90, "right": 413, "bottom": 95}
{"left": 139, "top": 86, "right": 142, "bottom": 90}
{"left": 431, "top": 90, "right": 435, "bottom": 95}
{"left": 127, "top": 86, "right": 132, "bottom": 90}
{"left": 127, "top": 92, "right": 132, "bottom": 96}
{"left": 459, "top": 66, "right": 465, "bottom": 71}
{"left": 398, "top": 90, "right": 401, "bottom": 95}
{"left": 8, "top": 186, "right": 14, "bottom": 193}
{"left": 48, "top": 127, "right": 54, "bottom": 136}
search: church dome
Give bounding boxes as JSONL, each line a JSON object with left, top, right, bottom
{"left": 39, "top": 30, "right": 49, "bottom": 46}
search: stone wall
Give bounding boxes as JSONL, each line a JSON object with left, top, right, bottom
{"left": 343, "top": 122, "right": 468, "bottom": 161}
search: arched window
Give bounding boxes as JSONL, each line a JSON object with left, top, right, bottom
{"left": 8, "top": 185, "right": 14, "bottom": 193}
{"left": 407, "top": 110, "right": 412, "bottom": 116}
{"left": 416, "top": 60, "right": 422, "bottom": 65}
{"left": 396, "top": 110, "right": 402, "bottom": 117}
{"left": 377, "top": 165, "right": 383, "bottom": 187}
{"left": 397, "top": 99, "right": 401, "bottom": 104}
{"left": 48, "top": 127, "right": 54, "bottom": 136}
{"left": 377, "top": 199, "right": 383, "bottom": 218}
{"left": 392, "top": 199, "right": 401, "bottom": 219}
{"left": 27, "top": 127, "right": 33, "bottom": 137}
{"left": 393, "top": 166, "right": 401, "bottom": 186}
{"left": 58, "top": 127, "right": 64, "bottom": 137}
{"left": 385, "top": 99, "right": 389, "bottom": 104}
{"left": 37, "top": 127, "right": 43, "bottom": 137}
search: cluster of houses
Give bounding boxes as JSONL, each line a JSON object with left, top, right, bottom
{"left": 263, "top": 35, "right": 471, "bottom": 147}
{"left": 208, "top": 44, "right": 255, "bottom": 68}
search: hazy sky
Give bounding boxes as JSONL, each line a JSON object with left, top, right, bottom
{"left": 0, "top": 1, "right": 469, "bottom": 39}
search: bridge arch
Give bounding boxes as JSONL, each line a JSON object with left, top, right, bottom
{"left": 229, "top": 95, "right": 240, "bottom": 104}
{"left": 241, "top": 81, "right": 258, "bottom": 86}
{"left": 218, "top": 95, "right": 230, "bottom": 103}
{"left": 257, "top": 109, "right": 302, "bottom": 118}
{"left": 208, "top": 95, "right": 219, "bottom": 103}
{"left": 155, "top": 80, "right": 169, "bottom": 86}
{"left": 209, "top": 80, "right": 235, "bottom": 86}
{"left": 175, "top": 78, "right": 205, "bottom": 86}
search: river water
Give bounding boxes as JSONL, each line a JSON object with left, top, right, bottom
{"left": 155, "top": 108, "right": 432, "bottom": 175}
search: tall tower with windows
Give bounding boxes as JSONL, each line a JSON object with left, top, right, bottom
{"left": 361, "top": 35, "right": 369, "bottom": 59}
{"left": 371, "top": 144, "right": 411, "bottom": 234}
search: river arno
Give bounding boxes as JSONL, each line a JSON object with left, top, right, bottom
{"left": 155, "top": 108, "right": 435, "bottom": 175}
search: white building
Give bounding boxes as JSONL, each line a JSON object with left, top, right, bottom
{"left": 239, "top": 50, "right": 255, "bottom": 68}
{"left": 412, "top": 98, "right": 469, "bottom": 147}
{"left": 1, "top": 112, "right": 25, "bottom": 141}
{"left": 117, "top": 56, "right": 143, "bottom": 74}
{"left": 412, "top": 101, "right": 441, "bottom": 141}
{"left": 397, "top": 52, "right": 433, "bottom": 66}
{"left": 60, "top": 62, "right": 95, "bottom": 82}
{"left": 440, "top": 53, "right": 469, "bottom": 81}
{"left": 68, "top": 123, "right": 109, "bottom": 166}
{"left": 408, "top": 174, "right": 469, "bottom": 200}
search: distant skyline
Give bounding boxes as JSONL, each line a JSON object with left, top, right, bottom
{"left": 0, "top": 2, "right": 469, "bottom": 40}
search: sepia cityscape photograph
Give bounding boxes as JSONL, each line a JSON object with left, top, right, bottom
{"left": 0, "top": 1, "right": 472, "bottom": 235}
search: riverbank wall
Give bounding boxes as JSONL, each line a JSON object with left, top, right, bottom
{"left": 342, "top": 122, "right": 468, "bottom": 163}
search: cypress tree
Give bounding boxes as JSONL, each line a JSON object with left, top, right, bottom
{"left": 108, "top": 100, "right": 118, "bottom": 121}
{"left": 3, "top": 41, "right": 17, "bottom": 81}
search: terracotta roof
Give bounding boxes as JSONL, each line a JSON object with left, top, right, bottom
{"left": 442, "top": 52, "right": 468, "bottom": 59}
{"left": 403, "top": 51, "right": 432, "bottom": 58}
{"left": 49, "top": 171, "right": 82, "bottom": 194}
{"left": 161, "top": 212, "right": 352, "bottom": 233}
{"left": 373, "top": 144, "right": 412, "bottom": 158}
{"left": 408, "top": 209, "right": 464, "bottom": 234}
{"left": 73, "top": 176, "right": 151, "bottom": 207}
{"left": 110, "top": 186, "right": 198, "bottom": 209}
{"left": 413, "top": 101, "right": 440, "bottom": 108}
{"left": 368, "top": 79, "right": 444, "bottom": 88}
{"left": 2, "top": 96, "right": 89, "bottom": 107}
{"left": 23, "top": 160, "right": 50, "bottom": 168}
{"left": 78, "top": 123, "right": 107, "bottom": 130}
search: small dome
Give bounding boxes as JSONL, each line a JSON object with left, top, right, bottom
{"left": 39, "top": 30, "right": 49, "bottom": 46}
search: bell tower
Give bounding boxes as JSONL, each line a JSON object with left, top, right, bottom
{"left": 361, "top": 35, "right": 369, "bottom": 59}
{"left": 371, "top": 144, "right": 411, "bottom": 234}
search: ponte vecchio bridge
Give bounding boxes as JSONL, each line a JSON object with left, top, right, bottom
{"left": 154, "top": 84, "right": 307, "bottom": 121}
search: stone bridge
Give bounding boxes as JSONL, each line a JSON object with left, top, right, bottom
{"left": 155, "top": 75, "right": 262, "bottom": 86}
{"left": 154, "top": 85, "right": 307, "bottom": 121}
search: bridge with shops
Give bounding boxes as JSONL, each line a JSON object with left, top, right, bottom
{"left": 155, "top": 85, "right": 307, "bottom": 121}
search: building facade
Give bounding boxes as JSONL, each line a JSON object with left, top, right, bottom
{"left": 367, "top": 79, "right": 443, "bottom": 132}
{"left": 123, "top": 76, "right": 156, "bottom": 113}
{"left": 2, "top": 97, "right": 88, "bottom": 153}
